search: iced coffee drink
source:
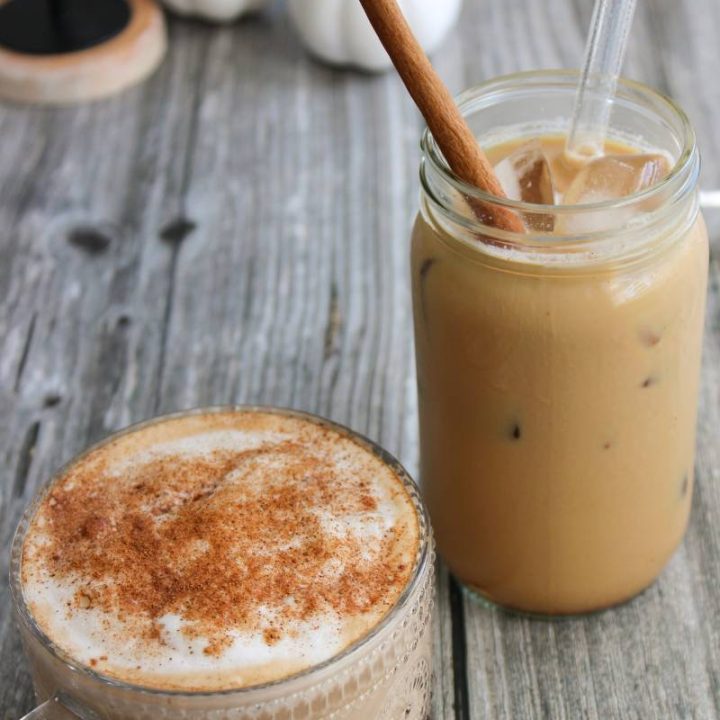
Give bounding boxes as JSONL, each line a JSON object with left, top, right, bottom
{"left": 11, "top": 408, "right": 433, "bottom": 719}
{"left": 411, "top": 72, "right": 708, "bottom": 615}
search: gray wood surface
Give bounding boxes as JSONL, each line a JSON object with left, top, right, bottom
{"left": 1, "top": 1, "right": 719, "bottom": 718}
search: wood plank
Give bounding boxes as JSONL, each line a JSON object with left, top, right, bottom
{"left": 0, "top": 8, "right": 459, "bottom": 718}
{"left": 0, "top": 18, "right": 215, "bottom": 716}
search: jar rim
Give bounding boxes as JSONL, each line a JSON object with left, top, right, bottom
{"left": 420, "top": 69, "right": 699, "bottom": 242}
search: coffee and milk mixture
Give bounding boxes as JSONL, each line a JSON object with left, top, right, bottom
{"left": 412, "top": 134, "right": 707, "bottom": 614}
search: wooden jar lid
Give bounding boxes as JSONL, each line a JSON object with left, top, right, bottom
{"left": 0, "top": 0, "right": 167, "bottom": 105}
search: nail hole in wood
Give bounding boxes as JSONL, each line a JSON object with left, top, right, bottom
{"left": 43, "top": 393, "right": 62, "bottom": 408}
{"left": 68, "top": 226, "right": 112, "bottom": 254}
{"left": 160, "top": 217, "right": 197, "bottom": 244}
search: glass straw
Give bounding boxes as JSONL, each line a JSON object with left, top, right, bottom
{"left": 566, "top": 0, "right": 638, "bottom": 158}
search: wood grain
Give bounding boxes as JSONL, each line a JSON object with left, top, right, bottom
{"left": 1, "top": 1, "right": 719, "bottom": 719}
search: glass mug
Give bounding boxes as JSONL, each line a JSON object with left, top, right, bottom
{"left": 411, "top": 71, "right": 708, "bottom": 615}
{"left": 10, "top": 408, "right": 435, "bottom": 719}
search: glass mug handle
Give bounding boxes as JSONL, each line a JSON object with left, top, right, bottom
{"left": 20, "top": 696, "right": 83, "bottom": 720}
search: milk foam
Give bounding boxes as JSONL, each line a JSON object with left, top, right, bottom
{"left": 21, "top": 411, "right": 420, "bottom": 691}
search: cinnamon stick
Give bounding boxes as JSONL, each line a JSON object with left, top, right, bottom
{"left": 359, "top": 0, "right": 525, "bottom": 233}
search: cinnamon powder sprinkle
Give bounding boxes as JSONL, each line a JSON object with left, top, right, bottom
{"left": 23, "top": 425, "right": 418, "bottom": 658}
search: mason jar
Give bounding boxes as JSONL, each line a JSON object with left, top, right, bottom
{"left": 411, "top": 70, "right": 708, "bottom": 615}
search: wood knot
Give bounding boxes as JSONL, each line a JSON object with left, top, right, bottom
{"left": 117, "top": 314, "right": 132, "bottom": 328}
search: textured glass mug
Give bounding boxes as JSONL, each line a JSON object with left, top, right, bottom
{"left": 10, "top": 407, "right": 435, "bottom": 719}
{"left": 411, "top": 71, "right": 708, "bottom": 615}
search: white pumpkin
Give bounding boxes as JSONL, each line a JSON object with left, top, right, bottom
{"left": 162, "top": 0, "right": 269, "bottom": 22}
{"left": 288, "top": 0, "right": 463, "bottom": 72}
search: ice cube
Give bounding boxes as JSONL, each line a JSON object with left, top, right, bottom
{"left": 494, "top": 141, "right": 555, "bottom": 231}
{"left": 562, "top": 153, "right": 671, "bottom": 205}
{"left": 495, "top": 140, "right": 555, "bottom": 205}
{"left": 556, "top": 153, "right": 671, "bottom": 234}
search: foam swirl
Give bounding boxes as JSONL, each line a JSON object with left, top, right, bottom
{"left": 21, "top": 410, "right": 420, "bottom": 691}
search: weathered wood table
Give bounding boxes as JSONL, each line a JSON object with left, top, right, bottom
{"left": 2, "top": 1, "right": 719, "bottom": 717}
